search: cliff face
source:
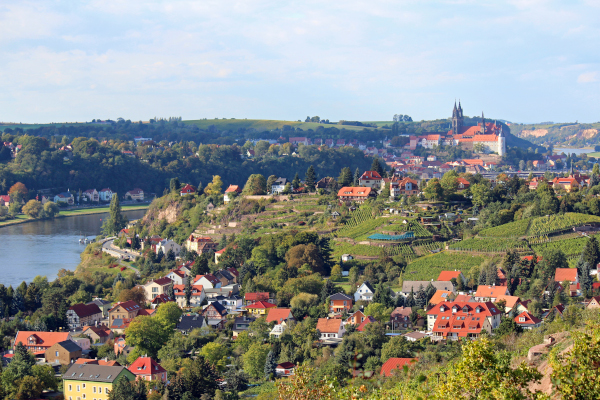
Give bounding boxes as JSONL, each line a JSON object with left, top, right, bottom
{"left": 142, "top": 198, "right": 183, "bottom": 230}
{"left": 511, "top": 123, "right": 600, "bottom": 147}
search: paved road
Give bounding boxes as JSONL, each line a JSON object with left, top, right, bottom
{"left": 101, "top": 239, "right": 140, "bottom": 275}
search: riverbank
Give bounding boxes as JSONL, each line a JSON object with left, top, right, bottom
{"left": 0, "top": 204, "right": 149, "bottom": 228}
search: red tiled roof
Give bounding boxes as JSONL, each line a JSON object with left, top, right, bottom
{"left": 14, "top": 332, "right": 71, "bottom": 349}
{"left": 474, "top": 285, "right": 509, "bottom": 298}
{"left": 437, "top": 271, "right": 462, "bottom": 281}
{"left": 316, "top": 318, "right": 343, "bottom": 333}
{"left": 266, "top": 308, "right": 294, "bottom": 324}
{"left": 380, "top": 358, "right": 418, "bottom": 377}
{"left": 109, "top": 301, "right": 140, "bottom": 313}
{"left": 245, "top": 292, "right": 270, "bottom": 302}
{"left": 173, "top": 284, "right": 205, "bottom": 296}
{"left": 555, "top": 268, "right": 577, "bottom": 283}
{"left": 126, "top": 188, "right": 143, "bottom": 195}
{"left": 153, "top": 277, "right": 173, "bottom": 286}
{"left": 360, "top": 171, "right": 382, "bottom": 180}
{"left": 194, "top": 274, "right": 220, "bottom": 285}
{"left": 356, "top": 316, "right": 376, "bottom": 332}
{"left": 225, "top": 185, "right": 242, "bottom": 193}
{"left": 245, "top": 301, "right": 277, "bottom": 310}
{"left": 215, "top": 248, "right": 226, "bottom": 255}
{"left": 128, "top": 356, "right": 166, "bottom": 376}
{"left": 515, "top": 311, "right": 541, "bottom": 325}
{"left": 337, "top": 187, "right": 373, "bottom": 198}
{"left": 180, "top": 184, "right": 196, "bottom": 194}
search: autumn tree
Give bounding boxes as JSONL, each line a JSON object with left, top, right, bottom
{"left": 243, "top": 174, "right": 267, "bottom": 195}
{"left": 9, "top": 182, "right": 28, "bottom": 202}
{"left": 204, "top": 175, "right": 223, "bottom": 197}
{"left": 22, "top": 200, "right": 43, "bottom": 218}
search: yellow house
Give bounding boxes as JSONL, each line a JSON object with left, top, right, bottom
{"left": 243, "top": 300, "right": 277, "bottom": 315}
{"left": 63, "top": 363, "right": 135, "bottom": 400}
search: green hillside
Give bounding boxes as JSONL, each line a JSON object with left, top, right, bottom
{"left": 183, "top": 119, "right": 387, "bottom": 132}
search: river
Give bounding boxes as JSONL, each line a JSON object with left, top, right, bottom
{"left": 554, "top": 147, "right": 596, "bottom": 156}
{"left": 0, "top": 209, "right": 147, "bottom": 287}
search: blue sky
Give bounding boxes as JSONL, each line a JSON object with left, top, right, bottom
{"left": 0, "top": 0, "right": 598, "bottom": 124}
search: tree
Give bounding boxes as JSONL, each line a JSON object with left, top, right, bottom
{"left": 415, "top": 284, "right": 427, "bottom": 308}
{"left": 471, "top": 183, "right": 493, "bottom": 207}
{"left": 305, "top": 165, "right": 316, "bottom": 191}
{"left": 108, "top": 376, "right": 136, "bottom": 400}
{"left": 495, "top": 316, "right": 523, "bottom": 336}
{"left": 405, "top": 288, "right": 415, "bottom": 308}
{"left": 15, "top": 376, "right": 44, "bottom": 400}
{"left": 11, "top": 288, "right": 25, "bottom": 314}
{"left": 436, "top": 337, "right": 544, "bottom": 399}
{"left": 371, "top": 158, "right": 383, "bottom": 176}
{"left": 330, "top": 264, "right": 342, "bottom": 281}
{"left": 243, "top": 174, "right": 267, "bottom": 195}
{"left": 424, "top": 178, "right": 444, "bottom": 201}
{"left": 354, "top": 168, "right": 361, "bottom": 186}
{"left": 184, "top": 277, "right": 192, "bottom": 308}
{"left": 9, "top": 182, "right": 28, "bottom": 202}
{"left": 102, "top": 194, "right": 127, "bottom": 236}
{"left": 204, "top": 175, "right": 223, "bottom": 197}
{"left": 320, "top": 279, "right": 338, "bottom": 303}
{"left": 292, "top": 172, "right": 301, "bottom": 190}
{"left": 199, "top": 342, "right": 229, "bottom": 370}
{"left": 42, "top": 201, "right": 60, "bottom": 218}
{"left": 223, "top": 367, "right": 249, "bottom": 393}
{"left": 266, "top": 175, "right": 278, "bottom": 193}
{"left": 381, "top": 335, "right": 422, "bottom": 360}
{"left": 170, "top": 177, "right": 181, "bottom": 193}
{"left": 1, "top": 342, "right": 36, "bottom": 397}
{"left": 364, "top": 302, "right": 392, "bottom": 322}
{"left": 264, "top": 349, "right": 277, "bottom": 379}
{"left": 338, "top": 167, "right": 353, "bottom": 187}
{"left": 582, "top": 236, "right": 600, "bottom": 270}
{"left": 372, "top": 284, "right": 393, "bottom": 308}
{"left": 22, "top": 200, "right": 43, "bottom": 218}
{"left": 440, "top": 170, "right": 459, "bottom": 199}
{"left": 243, "top": 342, "right": 270, "bottom": 379}
{"left": 118, "top": 287, "right": 147, "bottom": 307}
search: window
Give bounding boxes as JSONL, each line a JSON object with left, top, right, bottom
{"left": 93, "top": 387, "right": 96, "bottom": 393}
{"left": 83, "top": 384, "right": 86, "bottom": 389}
{"left": 83, "top": 395, "right": 86, "bottom": 399}
{"left": 69, "top": 385, "right": 72, "bottom": 391}
{"left": 56, "top": 351, "right": 59, "bottom": 356}
{"left": 77, "top": 385, "right": 80, "bottom": 392}
{"left": 98, "top": 387, "right": 102, "bottom": 393}
{"left": 519, "top": 317, "right": 525, "bottom": 322}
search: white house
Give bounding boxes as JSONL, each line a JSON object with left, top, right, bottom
{"left": 193, "top": 274, "right": 222, "bottom": 289}
{"left": 99, "top": 188, "right": 115, "bottom": 202}
{"left": 156, "top": 239, "right": 181, "bottom": 257}
{"left": 54, "top": 192, "right": 74, "bottom": 205}
{"left": 341, "top": 254, "right": 353, "bottom": 262}
{"left": 271, "top": 177, "right": 287, "bottom": 194}
{"left": 82, "top": 189, "right": 99, "bottom": 202}
{"left": 354, "top": 281, "right": 375, "bottom": 302}
{"left": 316, "top": 318, "right": 345, "bottom": 340}
{"left": 269, "top": 320, "right": 289, "bottom": 338}
{"left": 173, "top": 284, "right": 206, "bottom": 308}
{"left": 165, "top": 270, "right": 187, "bottom": 285}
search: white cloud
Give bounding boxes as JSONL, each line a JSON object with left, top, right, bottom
{"left": 577, "top": 72, "right": 598, "bottom": 83}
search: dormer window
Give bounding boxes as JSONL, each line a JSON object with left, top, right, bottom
{"left": 519, "top": 317, "right": 525, "bottom": 322}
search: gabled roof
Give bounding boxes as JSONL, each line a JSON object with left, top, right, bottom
{"left": 205, "top": 301, "right": 227, "bottom": 315}
{"left": 356, "top": 316, "right": 377, "bottom": 332}
{"left": 474, "top": 285, "right": 509, "bottom": 298}
{"left": 244, "top": 292, "right": 270, "bottom": 301}
{"left": 64, "top": 364, "right": 131, "bottom": 383}
{"left": 428, "top": 290, "right": 453, "bottom": 305}
{"left": 391, "top": 307, "right": 412, "bottom": 318}
{"left": 15, "top": 331, "right": 71, "bottom": 348}
{"left": 68, "top": 303, "right": 102, "bottom": 318}
{"left": 515, "top": 311, "right": 542, "bottom": 325}
{"left": 53, "top": 340, "right": 82, "bottom": 353}
{"left": 357, "top": 281, "right": 375, "bottom": 293}
{"left": 437, "top": 271, "right": 463, "bottom": 281}
{"left": 128, "top": 356, "right": 166, "bottom": 376}
{"left": 194, "top": 274, "right": 220, "bottom": 285}
{"left": 277, "top": 362, "right": 296, "bottom": 370}
{"left": 82, "top": 326, "right": 111, "bottom": 337}
{"left": 176, "top": 314, "right": 207, "bottom": 331}
{"left": 245, "top": 301, "right": 277, "bottom": 310}
{"left": 266, "top": 308, "right": 294, "bottom": 324}
{"left": 337, "top": 187, "right": 373, "bottom": 198}
{"left": 329, "top": 292, "right": 353, "bottom": 301}
{"left": 316, "top": 318, "right": 343, "bottom": 333}
{"left": 150, "top": 277, "right": 173, "bottom": 286}
{"left": 360, "top": 171, "right": 382, "bottom": 180}
{"left": 225, "top": 185, "right": 242, "bottom": 193}
{"left": 554, "top": 268, "right": 577, "bottom": 282}
{"left": 380, "top": 358, "right": 418, "bottom": 377}
{"left": 109, "top": 301, "right": 140, "bottom": 313}
{"left": 494, "top": 295, "right": 520, "bottom": 309}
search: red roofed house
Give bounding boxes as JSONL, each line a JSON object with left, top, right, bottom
{"left": 179, "top": 184, "right": 196, "bottom": 196}
{"left": 0, "top": 195, "right": 10, "bottom": 207}
{"left": 437, "top": 270, "right": 466, "bottom": 283}
{"left": 244, "top": 292, "right": 274, "bottom": 306}
{"left": 165, "top": 269, "right": 187, "bottom": 285}
{"left": 457, "top": 177, "right": 470, "bottom": 190}
{"left": 587, "top": 296, "right": 600, "bottom": 310}
{"left": 554, "top": 268, "right": 578, "bottom": 284}
{"left": 13, "top": 331, "right": 73, "bottom": 355}
{"left": 266, "top": 308, "right": 295, "bottom": 324}
{"left": 99, "top": 188, "right": 115, "bottom": 202}
{"left": 143, "top": 277, "right": 173, "bottom": 302}
{"left": 474, "top": 285, "right": 510, "bottom": 302}
{"left": 150, "top": 294, "right": 175, "bottom": 309}
{"left": 186, "top": 235, "right": 217, "bottom": 254}
{"left": 224, "top": 185, "right": 242, "bottom": 204}
{"left": 337, "top": 187, "right": 374, "bottom": 204}
{"left": 356, "top": 316, "right": 377, "bottom": 332}
{"left": 359, "top": 171, "right": 383, "bottom": 188}
{"left": 380, "top": 358, "right": 418, "bottom": 377}
{"left": 128, "top": 356, "right": 168, "bottom": 382}
{"left": 244, "top": 301, "right": 277, "bottom": 316}
{"left": 552, "top": 176, "right": 580, "bottom": 193}
{"left": 108, "top": 301, "right": 141, "bottom": 328}
{"left": 173, "top": 284, "right": 206, "bottom": 308}
{"left": 345, "top": 310, "right": 368, "bottom": 325}
{"left": 276, "top": 362, "right": 296, "bottom": 376}
{"left": 316, "top": 318, "right": 345, "bottom": 340}
{"left": 193, "top": 274, "right": 222, "bottom": 289}
{"left": 427, "top": 301, "right": 502, "bottom": 341}
{"left": 514, "top": 311, "right": 542, "bottom": 329}
{"left": 125, "top": 188, "right": 144, "bottom": 201}
{"left": 66, "top": 303, "right": 103, "bottom": 330}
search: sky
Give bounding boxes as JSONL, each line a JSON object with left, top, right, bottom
{"left": 0, "top": 0, "right": 599, "bottom": 124}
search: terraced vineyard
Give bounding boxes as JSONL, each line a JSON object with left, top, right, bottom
{"left": 407, "top": 220, "right": 433, "bottom": 238}
{"left": 332, "top": 242, "right": 383, "bottom": 257}
{"left": 385, "top": 244, "right": 416, "bottom": 261}
{"left": 478, "top": 218, "right": 531, "bottom": 238}
{"left": 531, "top": 234, "right": 600, "bottom": 257}
{"left": 414, "top": 242, "right": 444, "bottom": 256}
{"left": 448, "top": 237, "right": 528, "bottom": 252}
{"left": 528, "top": 213, "right": 600, "bottom": 236}
{"left": 404, "top": 252, "right": 484, "bottom": 281}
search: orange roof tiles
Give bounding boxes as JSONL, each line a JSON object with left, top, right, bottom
{"left": 380, "top": 358, "right": 418, "bottom": 377}
{"left": 128, "top": 356, "right": 166, "bottom": 376}
{"left": 554, "top": 268, "right": 578, "bottom": 283}
{"left": 245, "top": 301, "right": 277, "bottom": 309}
{"left": 437, "top": 271, "right": 463, "bottom": 281}
{"left": 474, "top": 285, "right": 509, "bottom": 298}
{"left": 14, "top": 331, "right": 71, "bottom": 349}
{"left": 514, "top": 311, "right": 541, "bottom": 325}
{"left": 316, "top": 318, "right": 343, "bottom": 333}
{"left": 266, "top": 308, "right": 294, "bottom": 324}
{"left": 428, "top": 290, "right": 453, "bottom": 305}
{"left": 337, "top": 187, "right": 373, "bottom": 198}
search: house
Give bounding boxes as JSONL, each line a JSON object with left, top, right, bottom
{"left": 201, "top": 302, "right": 228, "bottom": 327}
{"left": 266, "top": 308, "right": 295, "bottom": 325}
{"left": 209, "top": 295, "right": 243, "bottom": 313}
{"left": 354, "top": 281, "right": 375, "bottom": 302}
{"left": 165, "top": 269, "right": 187, "bottom": 285}
{"left": 394, "top": 177, "right": 419, "bottom": 196}
{"left": 437, "top": 270, "right": 467, "bottom": 284}
{"left": 427, "top": 301, "right": 502, "bottom": 341}
{"left": 226, "top": 267, "right": 240, "bottom": 283}
{"left": 63, "top": 364, "right": 136, "bottom": 400}
{"left": 215, "top": 269, "right": 236, "bottom": 286}
{"left": 150, "top": 294, "right": 175, "bottom": 309}
{"left": 402, "top": 332, "right": 427, "bottom": 342}
{"left": 275, "top": 362, "right": 296, "bottom": 376}
{"left": 193, "top": 274, "right": 222, "bottom": 289}
{"left": 245, "top": 301, "right": 277, "bottom": 315}
{"left": 474, "top": 285, "right": 510, "bottom": 302}
{"left": 428, "top": 290, "right": 454, "bottom": 306}
{"left": 66, "top": 303, "right": 103, "bottom": 329}
{"left": 13, "top": 331, "right": 72, "bottom": 355}
{"left": 271, "top": 177, "right": 288, "bottom": 194}
{"left": 587, "top": 296, "right": 600, "bottom": 309}
{"left": 233, "top": 315, "right": 256, "bottom": 337}
{"left": 82, "top": 326, "right": 113, "bottom": 344}
{"left": 316, "top": 177, "right": 336, "bottom": 190}
{"left": 0, "top": 194, "right": 10, "bottom": 207}
{"left": 341, "top": 254, "right": 353, "bottom": 262}
{"left": 316, "top": 318, "right": 345, "bottom": 340}
{"left": 359, "top": 171, "right": 383, "bottom": 188}
{"left": 345, "top": 310, "right": 368, "bottom": 325}
{"left": 356, "top": 316, "right": 377, "bottom": 331}
{"left": 99, "top": 188, "right": 115, "bottom": 202}
{"left": 554, "top": 268, "right": 578, "bottom": 284}
{"left": 390, "top": 307, "right": 414, "bottom": 329}
{"left": 176, "top": 314, "right": 208, "bottom": 333}
{"left": 45, "top": 340, "right": 82, "bottom": 365}
{"left": 494, "top": 295, "right": 521, "bottom": 315}
{"left": 108, "top": 301, "right": 141, "bottom": 327}
{"left": 380, "top": 358, "right": 418, "bottom": 377}
{"left": 143, "top": 277, "right": 173, "bottom": 301}
{"left": 54, "top": 192, "right": 74, "bottom": 205}
{"left": 128, "top": 356, "right": 168, "bottom": 382}
{"left": 180, "top": 184, "right": 196, "bottom": 196}
{"left": 457, "top": 178, "right": 470, "bottom": 189}
{"left": 186, "top": 235, "right": 217, "bottom": 254}
{"left": 155, "top": 239, "right": 181, "bottom": 257}
{"left": 215, "top": 248, "right": 226, "bottom": 264}
{"left": 173, "top": 284, "right": 206, "bottom": 308}
{"left": 224, "top": 185, "right": 242, "bottom": 204}
{"left": 546, "top": 304, "right": 566, "bottom": 319}
{"left": 401, "top": 281, "right": 455, "bottom": 297}
{"left": 82, "top": 189, "right": 99, "bottom": 202}
{"left": 88, "top": 298, "right": 112, "bottom": 318}
{"left": 75, "top": 358, "right": 121, "bottom": 367}
{"left": 270, "top": 320, "right": 290, "bottom": 338}
{"left": 244, "top": 292, "right": 274, "bottom": 305}
{"left": 329, "top": 293, "right": 353, "bottom": 314}
{"left": 514, "top": 311, "right": 542, "bottom": 329}
{"left": 337, "top": 187, "right": 374, "bottom": 204}
{"left": 125, "top": 188, "right": 144, "bottom": 201}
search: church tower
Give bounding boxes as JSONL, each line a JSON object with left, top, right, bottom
{"left": 498, "top": 125, "right": 506, "bottom": 157}
{"left": 481, "top": 112, "right": 486, "bottom": 134}
{"left": 452, "top": 101, "right": 464, "bottom": 135}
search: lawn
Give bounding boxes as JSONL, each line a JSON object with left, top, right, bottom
{"left": 59, "top": 204, "right": 149, "bottom": 217}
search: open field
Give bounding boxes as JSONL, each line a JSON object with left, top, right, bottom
{"left": 0, "top": 122, "right": 102, "bottom": 130}
{"left": 183, "top": 118, "right": 388, "bottom": 132}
